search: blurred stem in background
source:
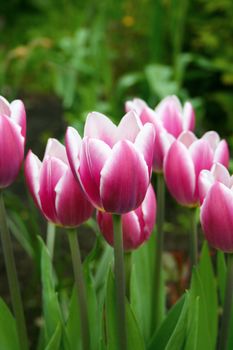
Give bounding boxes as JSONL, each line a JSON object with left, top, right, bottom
{"left": 0, "top": 191, "right": 28, "bottom": 350}
{"left": 152, "top": 173, "right": 165, "bottom": 333}
{"left": 113, "top": 214, "right": 127, "bottom": 350}
{"left": 68, "top": 229, "right": 90, "bottom": 350}
{"left": 124, "top": 251, "right": 132, "bottom": 300}
{"left": 46, "top": 222, "right": 56, "bottom": 260}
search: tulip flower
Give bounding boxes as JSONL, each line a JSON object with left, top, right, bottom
{"left": 0, "top": 96, "right": 26, "bottom": 188}
{"left": 125, "top": 95, "right": 195, "bottom": 172}
{"left": 65, "top": 111, "right": 155, "bottom": 214}
{"left": 97, "top": 184, "right": 156, "bottom": 251}
{"left": 25, "top": 138, "right": 94, "bottom": 227}
{"left": 164, "top": 130, "right": 229, "bottom": 207}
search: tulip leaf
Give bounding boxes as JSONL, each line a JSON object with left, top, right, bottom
{"left": 45, "top": 323, "right": 62, "bottom": 350}
{"left": 65, "top": 287, "right": 82, "bottom": 350}
{"left": 184, "top": 295, "right": 199, "bottom": 350}
{"left": 105, "top": 270, "right": 145, "bottom": 350}
{"left": 217, "top": 250, "right": 226, "bottom": 305}
{"left": 148, "top": 294, "right": 185, "bottom": 350}
{"left": 0, "top": 298, "right": 20, "bottom": 350}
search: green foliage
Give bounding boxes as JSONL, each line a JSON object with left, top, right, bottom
{"left": 0, "top": 298, "right": 20, "bottom": 350}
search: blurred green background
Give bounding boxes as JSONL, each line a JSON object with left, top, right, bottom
{"left": 0, "top": 0, "right": 233, "bottom": 346}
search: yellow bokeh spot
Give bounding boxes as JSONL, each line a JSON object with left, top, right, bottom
{"left": 122, "top": 16, "right": 135, "bottom": 27}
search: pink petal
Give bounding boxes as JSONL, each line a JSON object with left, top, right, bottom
{"left": 140, "top": 106, "right": 157, "bottom": 125}
{"left": 44, "top": 138, "right": 68, "bottom": 164}
{"left": 0, "top": 115, "right": 24, "bottom": 188}
{"left": 116, "top": 111, "right": 142, "bottom": 143}
{"left": 201, "top": 183, "right": 233, "bottom": 252}
{"left": 214, "top": 139, "right": 229, "bottom": 168}
{"left": 202, "top": 131, "right": 220, "bottom": 151}
{"left": 100, "top": 140, "right": 149, "bottom": 213}
{"left": 84, "top": 112, "right": 117, "bottom": 147}
{"left": 39, "top": 157, "right": 67, "bottom": 223}
{"left": 164, "top": 141, "right": 196, "bottom": 206}
{"left": 156, "top": 96, "right": 183, "bottom": 137}
{"left": 125, "top": 98, "right": 148, "bottom": 114}
{"left": 189, "top": 139, "right": 213, "bottom": 177}
{"left": 0, "top": 96, "right": 10, "bottom": 116}
{"left": 65, "top": 127, "right": 82, "bottom": 179}
{"left": 10, "top": 100, "right": 26, "bottom": 138}
{"left": 182, "top": 102, "right": 195, "bottom": 131}
{"left": 134, "top": 123, "right": 155, "bottom": 176}
{"left": 79, "top": 137, "right": 111, "bottom": 209}
{"left": 178, "top": 131, "right": 197, "bottom": 148}
{"left": 153, "top": 130, "right": 175, "bottom": 172}
{"left": 24, "top": 150, "right": 42, "bottom": 209}
{"left": 55, "top": 168, "right": 93, "bottom": 227}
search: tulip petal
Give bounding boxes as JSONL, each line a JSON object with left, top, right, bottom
{"left": 84, "top": 112, "right": 117, "bottom": 147}
{"left": 178, "top": 131, "right": 197, "bottom": 148}
{"left": 183, "top": 102, "right": 195, "bottom": 131}
{"left": 100, "top": 140, "right": 149, "bottom": 213}
{"left": 10, "top": 100, "right": 26, "bottom": 138}
{"left": 164, "top": 141, "right": 196, "bottom": 206}
{"left": 202, "top": 131, "right": 220, "bottom": 151}
{"left": 201, "top": 183, "right": 233, "bottom": 252}
{"left": 44, "top": 138, "right": 68, "bottom": 164}
{"left": 116, "top": 111, "right": 142, "bottom": 142}
{"left": 39, "top": 157, "right": 67, "bottom": 222}
{"left": 0, "top": 115, "right": 24, "bottom": 188}
{"left": 55, "top": 168, "right": 93, "bottom": 227}
{"left": 134, "top": 123, "right": 155, "bottom": 176}
{"left": 189, "top": 139, "right": 213, "bottom": 177}
{"left": 24, "top": 150, "right": 42, "bottom": 209}
{"left": 79, "top": 137, "right": 111, "bottom": 209}
{"left": 137, "top": 184, "right": 156, "bottom": 241}
{"left": 65, "top": 127, "right": 82, "bottom": 178}
{"left": 156, "top": 96, "right": 183, "bottom": 137}
{"left": 214, "top": 139, "right": 229, "bottom": 168}
{"left": 125, "top": 98, "right": 148, "bottom": 114}
{"left": 0, "top": 96, "right": 10, "bottom": 116}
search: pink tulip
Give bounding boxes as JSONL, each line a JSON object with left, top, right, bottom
{"left": 25, "top": 138, "right": 93, "bottom": 227}
{"left": 97, "top": 184, "right": 156, "bottom": 251}
{"left": 200, "top": 169, "right": 233, "bottom": 252}
{"left": 125, "top": 96, "right": 195, "bottom": 172}
{"left": 66, "top": 111, "right": 155, "bottom": 214}
{"left": 164, "top": 130, "right": 229, "bottom": 207}
{"left": 0, "top": 96, "right": 26, "bottom": 188}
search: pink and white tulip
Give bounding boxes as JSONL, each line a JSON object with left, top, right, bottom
{"left": 65, "top": 111, "right": 155, "bottom": 214}
{"left": 200, "top": 166, "right": 233, "bottom": 252}
{"left": 25, "top": 138, "right": 93, "bottom": 227}
{"left": 164, "top": 131, "right": 229, "bottom": 207}
{"left": 0, "top": 96, "right": 26, "bottom": 188}
{"left": 97, "top": 184, "right": 156, "bottom": 251}
{"left": 125, "top": 96, "right": 195, "bottom": 172}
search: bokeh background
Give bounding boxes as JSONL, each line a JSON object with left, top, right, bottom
{"left": 0, "top": 0, "right": 233, "bottom": 347}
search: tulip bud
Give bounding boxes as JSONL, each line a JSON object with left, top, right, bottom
{"left": 0, "top": 96, "right": 26, "bottom": 188}
{"left": 97, "top": 184, "right": 156, "bottom": 251}
{"left": 25, "top": 138, "right": 93, "bottom": 227}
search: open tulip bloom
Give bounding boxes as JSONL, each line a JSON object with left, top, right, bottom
{"left": 0, "top": 96, "right": 26, "bottom": 188}
{"left": 65, "top": 111, "right": 155, "bottom": 214}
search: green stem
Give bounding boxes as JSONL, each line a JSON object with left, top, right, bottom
{"left": 46, "top": 222, "right": 56, "bottom": 260}
{"left": 152, "top": 173, "right": 165, "bottom": 333}
{"left": 68, "top": 229, "right": 90, "bottom": 350}
{"left": 124, "top": 251, "right": 132, "bottom": 301}
{"left": 113, "top": 214, "right": 127, "bottom": 350}
{"left": 218, "top": 253, "right": 233, "bottom": 350}
{"left": 0, "top": 191, "right": 28, "bottom": 350}
{"left": 190, "top": 207, "right": 198, "bottom": 267}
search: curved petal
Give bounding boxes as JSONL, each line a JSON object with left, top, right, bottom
{"left": 189, "top": 139, "right": 213, "bottom": 177}
{"left": 202, "top": 131, "right": 220, "bottom": 151}
{"left": 134, "top": 123, "right": 155, "bottom": 176}
{"left": 10, "top": 100, "right": 26, "bottom": 138}
{"left": 214, "top": 139, "right": 229, "bottom": 168}
{"left": 164, "top": 141, "right": 196, "bottom": 206}
{"left": 156, "top": 96, "right": 183, "bottom": 137}
{"left": 116, "top": 111, "right": 142, "bottom": 142}
{"left": 65, "top": 127, "right": 82, "bottom": 178}
{"left": 182, "top": 102, "right": 195, "bottom": 131}
{"left": 201, "top": 183, "right": 233, "bottom": 252}
{"left": 153, "top": 130, "right": 175, "bottom": 172}
{"left": 84, "top": 112, "right": 117, "bottom": 147}
{"left": 0, "top": 115, "right": 24, "bottom": 188}
{"left": 100, "top": 140, "right": 149, "bottom": 213}
{"left": 39, "top": 157, "right": 67, "bottom": 223}
{"left": 79, "top": 137, "right": 111, "bottom": 209}
{"left": 137, "top": 184, "right": 156, "bottom": 242}
{"left": 125, "top": 98, "right": 148, "bottom": 114}
{"left": 24, "top": 150, "right": 42, "bottom": 209}
{"left": 44, "top": 138, "right": 68, "bottom": 164}
{"left": 0, "top": 96, "right": 10, "bottom": 116}
{"left": 178, "top": 131, "right": 197, "bottom": 148}
{"left": 140, "top": 106, "right": 157, "bottom": 125}
{"left": 55, "top": 168, "right": 93, "bottom": 227}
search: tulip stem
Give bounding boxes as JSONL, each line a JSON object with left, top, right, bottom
{"left": 190, "top": 207, "right": 198, "bottom": 267}
{"left": 218, "top": 253, "right": 233, "bottom": 350}
{"left": 46, "top": 222, "right": 56, "bottom": 260}
{"left": 68, "top": 229, "right": 90, "bottom": 350}
{"left": 0, "top": 191, "right": 28, "bottom": 350}
{"left": 124, "top": 251, "right": 132, "bottom": 300}
{"left": 113, "top": 214, "right": 127, "bottom": 350}
{"left": 153, "top": 173, "right": 165, "bottom": 333}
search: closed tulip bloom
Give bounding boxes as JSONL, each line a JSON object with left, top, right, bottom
{"left": 125, "top": 96, "right": 195, "bottom": 172}
{"left": 25, "top": 138, "right": 93, "bottom": 227}
{"left": 66, "top": 111, "right": 155, "bottom": 214}
{"left": 0, "top": 96, "right": 26, "bottom": 188}
{"left": 164, "top": 130, "right": 229, "bottom": 207}
{"left": 97, "top": 184, "right": 156, "bottom": 251}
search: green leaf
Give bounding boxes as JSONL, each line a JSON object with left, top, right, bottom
{"left": 45, "top": 323, "right": 62, "bottom": 350}
{"left": 148, "top": 294, "right": 185, "bottom": 350}
{"left": 184, "top": 296, "right": 199, "bottom": 350}
{"left": 0, "top": 298, "right": 20, "bottom": 350}
{"left": 65, "top": 287, "right": 81, "bottom": 350}
{"left": 217, "top": 250, "right": 226, "bottom": 305}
